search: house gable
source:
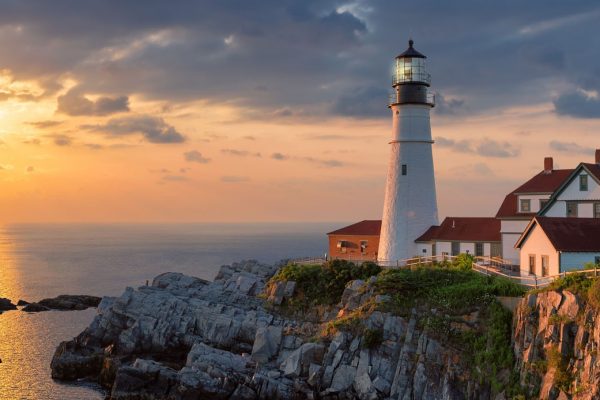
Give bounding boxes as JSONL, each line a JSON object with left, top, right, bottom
{"left": 540, "top": 163, "right": 600, "bottom": 217}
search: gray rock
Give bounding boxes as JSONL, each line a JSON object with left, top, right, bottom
{"left": 280, "top": 343, "right": 325, "bottom": 377}
{"left": 330, "top": 365, "right": 357, "bottom": 392}
{"left": 0, "top": 298, "right": 17, "bottom": 312}
{"left": 252, "top": 325, "right": 283, "bottom": 363}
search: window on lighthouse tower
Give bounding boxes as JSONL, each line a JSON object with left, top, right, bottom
{"left": 402, "top": 164, "right": 407, "bottom": 175}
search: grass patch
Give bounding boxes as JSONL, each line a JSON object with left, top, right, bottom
{"left": 374, "top": 264, "right": 524, "bottom": 315}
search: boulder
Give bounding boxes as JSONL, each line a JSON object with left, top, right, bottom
{"left": 17, "top": 299, "right": 30, "bottom": 306}
{"left": 251, "top": 326, "right": 283, "bottom": 363}
{"left": 280, "top": 343, "right": 326, "bottom": 378}
{"left": 22, "top": 303, "right": 50, "bottom": 312}
{"left": 330, "top": 365, "right": 357, "bottom": 392}
{"left": 0, "top": 298, "right": 17, "bottom": 312}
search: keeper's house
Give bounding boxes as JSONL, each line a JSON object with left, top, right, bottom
{"left": 515, "top": 217, "right": 600, "bottom": 277}
{"left": 415, "top": 217, "right": 501, "bottom": 258}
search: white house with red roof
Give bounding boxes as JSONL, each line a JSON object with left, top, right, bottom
{"left": 495, "top": 157, "right": 574, "bottom": 264}
{"left": 515, "top": 217, "right": 600, "bottom": 276}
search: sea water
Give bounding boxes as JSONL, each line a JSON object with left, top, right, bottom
{"left": 0, "top": 222, "right": 339, "bottom": 399}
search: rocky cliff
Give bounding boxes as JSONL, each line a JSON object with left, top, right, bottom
{"left": 50, "top": 259, "right": 529, "bottom": 399}
{"left": 513, "top": 277, "right": 600, "bottom": 400}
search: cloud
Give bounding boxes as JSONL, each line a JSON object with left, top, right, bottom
{"left": 434, "top": 93, "right": 465, "bottom": 115}
{"left": 435, "top": 137, "right": 472, "bottom": 153}
{"left": 23, "top": 137, "right": 42, "bottom": 145}
{"left": 301, "top": 157, "right": 344, "bottom": 168}
{"left": 476, "top": 138, "right": 520, "bottom": 158}
{"left": 221, "top": 175, "right": 250, "bottom": 183}
{"left": 27, "top": 120, "right": 63, "bottom": 129}
{"left": 332, "top": 86, "right": 389, "bottom": 118}
{"left": 57, "top": 87, "right": 130, "bottom": 116}
{"left": 271, "top": 152, "right": 289, "bottom": 160}
{"left": 221, "top": 149, "right": 261, "bottom": 157}
{"left": 553, "top": 90, "right": 600, "bottom": 118}
{"left": 184, "top": 150, "right": 210, "bottom": 163}
{"left": 85, "top": 115, "right": 186, "bottom": 143}
{"left": 436, "top": 137, "right": 520, "bottom": 158}
{"left": 0, "top": 1, "right": 598, "bottom": 118}
{"left": 243, "top": 136, "right": 255, "bottom": 140}
{"left": 26, "top": 166, "right": 34, "bottom": 173}
{"left": 48, "top": 134, "right": 73, "bottom": 146}
{"left": 270, "top": 152, "right": 344, "bottom": 167}
{"left": 549, "top": 140, "right": 595, "bottom": 155}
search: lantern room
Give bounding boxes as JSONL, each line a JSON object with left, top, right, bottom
{"left": 393, "top": 39, "right": 431, "bottom": 86}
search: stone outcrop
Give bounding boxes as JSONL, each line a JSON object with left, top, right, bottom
{"left": 51, "top": 260, "right": 504, "bottom": 399}
{"left": 23, "top": 294, "right": 102, "bottom": 312}
{"left": 513, "top": 288, "right": 600, "bottom": 400}
{"left": 0, "top": 297, "right": 17, "bottom": 312}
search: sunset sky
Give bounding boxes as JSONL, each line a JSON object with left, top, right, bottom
{"left": 0, "top": 1, "right": 599, "bottom": 223}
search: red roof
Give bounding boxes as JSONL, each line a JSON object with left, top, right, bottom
{"left": 512, "top": 169, "right": 573, "bottom": 194}
{"left": 582, "top": 163, "right": 600, "bottom": 181}
{"left": 517, "top": 217, "right": 600, "bottom": 252}
{"left": 327, "top": 220, "right": 381, "bottom": 236}
{"left": 496, "top": 169, "right": 573, "bottom": 219}
{"left": 415, "top": 225, "right": 440, "bottom": 242}
{"left": 430, "top": 217, "right": 501, "bottom": 242}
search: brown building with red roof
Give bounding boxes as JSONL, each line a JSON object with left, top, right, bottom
{"left": 327, "top": 220, "right": 381, "bottom": 261}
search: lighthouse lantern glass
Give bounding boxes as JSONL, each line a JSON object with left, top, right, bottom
{"left": 394, "top": 57, "right": 430, "bottom": 85}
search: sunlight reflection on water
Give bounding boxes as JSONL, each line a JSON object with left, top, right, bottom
{"left": 0, "top": 309, "right": 105, "bottom": 399}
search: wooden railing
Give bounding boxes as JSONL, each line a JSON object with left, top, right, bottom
{"left": 472, "top": 262, "right": 600, "bottom": 288}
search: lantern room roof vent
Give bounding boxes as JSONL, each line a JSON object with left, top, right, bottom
{"left": 396, "top": 39, "right": 426, "bottom": 59}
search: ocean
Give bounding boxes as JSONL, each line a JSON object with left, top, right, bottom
{"left": 0, "top": 222, "right": 339, "bottom": 399}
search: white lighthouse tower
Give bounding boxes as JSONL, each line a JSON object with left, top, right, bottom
{"left": 378, "top": 40, "right": 438, "bottom": 264}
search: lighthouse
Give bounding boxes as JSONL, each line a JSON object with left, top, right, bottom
{"left": 377, "top": 40, "right": 439, "bottom": 264}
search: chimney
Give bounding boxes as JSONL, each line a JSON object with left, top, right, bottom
{"left": 596, "top": 149, "right": 600, "bottom": 164}
{"left": 544, "top": 157, "right": 553, "bottom": 174}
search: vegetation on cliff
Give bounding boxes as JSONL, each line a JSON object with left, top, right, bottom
{"left": 267, "top": 256, "right": 527, "bottom": 397}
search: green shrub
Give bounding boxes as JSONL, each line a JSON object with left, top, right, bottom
{"left": 269, "top": 260, "right": 381, "bottom": 310}
{"left": 375, "top": 265, "right": 524, "bottom": 314}
{"left": 451, "top": 253, "right": 474, "bottom": 271}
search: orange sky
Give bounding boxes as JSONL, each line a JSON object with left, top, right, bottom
{"left": 1, "top": 78, "right": 598, "bottom": 223}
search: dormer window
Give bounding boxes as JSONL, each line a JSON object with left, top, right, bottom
{"left": 520, "top": 199, "right": 531, "bottom": 212}
{"left": 580, "top": 175, "right": 588, "bottom": 191}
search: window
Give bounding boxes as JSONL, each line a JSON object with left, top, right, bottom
{"left": 475, "top": 243, "right": 484, "bottom": 257}
{"left": 539, "top": 199, "right": 549, "bottom": 210}
{"left": 529, "top": 254, "right": 536, "bottom": 275}
{"left": 491, "top": 243, "right": 502, "bottom": 258}
{"left": 520, "top": 199, "right": 531, "bottom": 212}
{"left": 337, "top": 240, "right": 347, "bottom": 253}
{"left": 401, "top": 164, "right": 407, "bottom": 176}
{"left": 595, "top": 203, "right": 600, "bottom": 218}
{"left": 360, "top": 240, "right": 368, "bottom": 253}
{"left": 422, "top": 248, "right": 427, "bottom": 254}
{"left": 566, "top": 201, "right": 578, "bottom": 218}
{"left": 541, "top": 255, "right": 549, "bottom": 277}
{"left": 580, "top": 175, "right": 588, "bottom": 191}
{"left": 451, "top": 242, "right": 460, "bottom": 256}
{"left": 596, "top": 256, "right": 600, "bottom": 266}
